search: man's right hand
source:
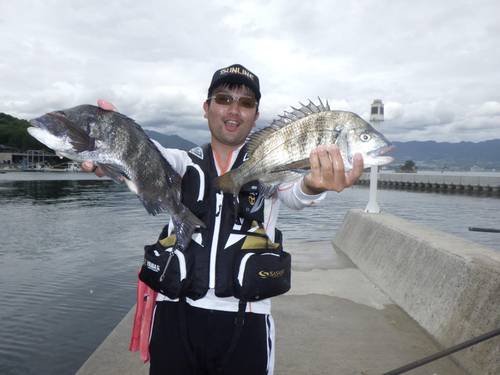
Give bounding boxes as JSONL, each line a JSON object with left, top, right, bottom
{"left": 81, "top": 161, "right": 106, "bottom": 177}
{"left": 82, "top": 99, "right": 118, "bottom": 176}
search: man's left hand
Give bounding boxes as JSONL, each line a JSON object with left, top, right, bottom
{"left": 301, "top": 144, "right": 364, "bottom": 195}
{"left": 81, "top": 99, "right": 119, "bottom": 178}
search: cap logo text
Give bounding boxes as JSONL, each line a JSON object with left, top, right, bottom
{"left": 220, "top": 67, "right": 254, "bottom": 81}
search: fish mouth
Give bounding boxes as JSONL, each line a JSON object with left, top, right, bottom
{"left": 29, "top": 119, "right": 42, "bottom": 128}
{"left": 27, "top": 119, "right": 46, "bottom": 135}
{"left": 367, "top": 144, "right": 396, "bottom": 158}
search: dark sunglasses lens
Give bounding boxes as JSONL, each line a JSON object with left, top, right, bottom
{"left": 213, "top": 94, "right": 256, "bottom": 108}
{"left": 238, "top": 97, "right": 256, "bottom": 108}
{"left": 214, "top": 94, "right": 233, "bottom": 105}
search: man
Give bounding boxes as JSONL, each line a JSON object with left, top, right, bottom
{"left": 84, "top": 64, "right": 363, "bottom": 374}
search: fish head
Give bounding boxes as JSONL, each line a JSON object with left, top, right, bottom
{"left": 336, "top": 115, "right": 395, "bottom": 170}
{"left": 28, "top": 105, "right": 101, "bottom": 159}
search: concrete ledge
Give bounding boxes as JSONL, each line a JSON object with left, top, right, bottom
{"left": 332, "top": 209, "right": 500, "bottom": 375}
{"left": 76, "top": 308, "right": 148, "bottom": 375}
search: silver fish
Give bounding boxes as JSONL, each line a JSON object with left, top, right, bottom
{"left": 214, "top": 99, "right": 395, "bottom": 204}
{"left": 28, "top": 104, "right": 205, "bottom": 250}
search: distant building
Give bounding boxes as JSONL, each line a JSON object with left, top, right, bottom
{"left": 0, "top": 144, "right": 23, "bottom": 164}
{"left": 0, "top": 145, "right": 55, "bottom": 166}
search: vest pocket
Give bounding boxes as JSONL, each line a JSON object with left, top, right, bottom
{"left": 139, "top": 242, "right": 192, "bottom": 299}
{"left": 231, "top": 229, "right": 292, "bottom": 302}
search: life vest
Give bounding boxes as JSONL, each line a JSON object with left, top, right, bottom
{"left": 139, "top": 143, "right": 291, "bottom": 301}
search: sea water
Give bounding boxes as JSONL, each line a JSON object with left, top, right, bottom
{"left": 0, "top": 172, "right": 499, "bottom": 374}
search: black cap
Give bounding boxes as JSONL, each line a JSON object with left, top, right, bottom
{"left": 208, "top": 64, "right": 261, "bottom": 101}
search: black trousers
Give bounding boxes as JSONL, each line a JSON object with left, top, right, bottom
{"left": 149, "top": 301, "right": 274, "bottom": 375}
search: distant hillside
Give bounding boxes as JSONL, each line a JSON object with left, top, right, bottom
{"left": 145, "top": 130, "right": 197, "bottom": 151}
{"left": 2, "top": 111, "right": 498, "bottom": 170}
{"left": 0, "top": 112, "right": 198, "bottom": 152}
{"left": 390, "top": 139, "right": 500, "bottom": 170}
{"left": 0, "top": 112, "right": 50, "bottom": 151}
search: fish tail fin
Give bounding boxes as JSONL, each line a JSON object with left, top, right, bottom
{"left": 173, "top": 209, "right": 206, "bottom": 251}
{"left": 213, "top": 170, "right": 241, "bottom": 196}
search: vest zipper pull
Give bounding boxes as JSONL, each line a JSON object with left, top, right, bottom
{"left": 215, "top": 193, "right": 223, "bottom": 217}
{"left": 159, "top": 251, "right": 175, "bottom": 282}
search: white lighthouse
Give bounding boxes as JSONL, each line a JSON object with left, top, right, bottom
{"left": 370, "top": 99, "right": 384, "bottom": 123}
{"left": 364, "top": 99, "right": 385, "bottom": 213}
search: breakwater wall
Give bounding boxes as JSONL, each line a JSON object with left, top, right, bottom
{"left": 332, "top": 209, "right": 500, "bottom": 375}
{"left": 356, "top": 172, "right": 500, "bottom": 194}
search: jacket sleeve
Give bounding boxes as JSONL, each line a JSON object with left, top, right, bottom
{"left": 276, "top": 177, "right": 326, "bottom": 210}
{"left": 152, "top": 140, "right": 191, "bottom": 177}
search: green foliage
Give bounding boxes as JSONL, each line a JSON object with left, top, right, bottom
{"left": 398, "top": 160, "right": 417, "bottom": 171}
{"left": 403, "top": 160, "right": 416, "bottom": 170}
{"left": 0, "top": 113, "right": 47, "bottom": 151}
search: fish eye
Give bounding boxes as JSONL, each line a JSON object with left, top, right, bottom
{"left": 54, "top": 111, "right": 66, "bottom": 117}
{"left": 360, "top": 133, "right": 371, "bottom": 142}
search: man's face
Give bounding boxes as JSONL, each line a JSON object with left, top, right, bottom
{"left": 203, "top": 86, "right": 259, "bottom": 150}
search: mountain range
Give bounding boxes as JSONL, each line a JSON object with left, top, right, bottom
{"left": 1, "top": 111, "right": 498, "bottom": 170}
{"left": 146, "top": 130, "right": 500, "bottom": 171}
{"left": 145, "top": 130, "right": 197, "bottom": 151}
{"left": 390, "top": 139, "right": 500, "bottom": 170}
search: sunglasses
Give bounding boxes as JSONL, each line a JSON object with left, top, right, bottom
{"left": 207, "top": 94, "right": 258, "bottom": 109}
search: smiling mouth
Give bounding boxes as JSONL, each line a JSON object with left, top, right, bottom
{"left": 225, "top": 120, "right": 240, "bottom": 127}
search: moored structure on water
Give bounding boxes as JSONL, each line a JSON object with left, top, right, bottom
{"left": 357, "top": 172, "right": 500, "bottom": 194}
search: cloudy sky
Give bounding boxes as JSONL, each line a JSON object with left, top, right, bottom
{"left": 1, "top": 0, "right": 499, "bottom": 145}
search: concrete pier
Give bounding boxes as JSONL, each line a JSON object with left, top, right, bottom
{"left": 333, "top": 210, "right": 500, "bottom": 375}
{"left": 76, "top": 238, "right": 473, "bottom": 375}
{"left": 356, "top": 172, "right": 500, "bottom": 194}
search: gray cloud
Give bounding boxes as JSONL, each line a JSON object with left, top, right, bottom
{"left": 1, "top": 0, "right": 499, "bottom": 146}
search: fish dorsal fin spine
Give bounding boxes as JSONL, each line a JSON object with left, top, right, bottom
{"left": 245, "top": 98, "right": 330, "bottom": 156}
{"left": 317, "top": 97, "right": 330, "bottom": 112}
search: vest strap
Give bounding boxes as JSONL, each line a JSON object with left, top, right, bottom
{"left": 178, "top": 297, "right": 204, "bottom": 374}
{"left": 178, "top": 297, "right": 247, "bottom": 374}
{"left": 216, "top": 300, "right": 247, "bottom": 372}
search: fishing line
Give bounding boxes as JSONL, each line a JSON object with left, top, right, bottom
{"left": 382, "top": 327, "right": 500, "bottom": 375}
{"left": 468, "top": 227, "right": 500, "bottom": 233}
